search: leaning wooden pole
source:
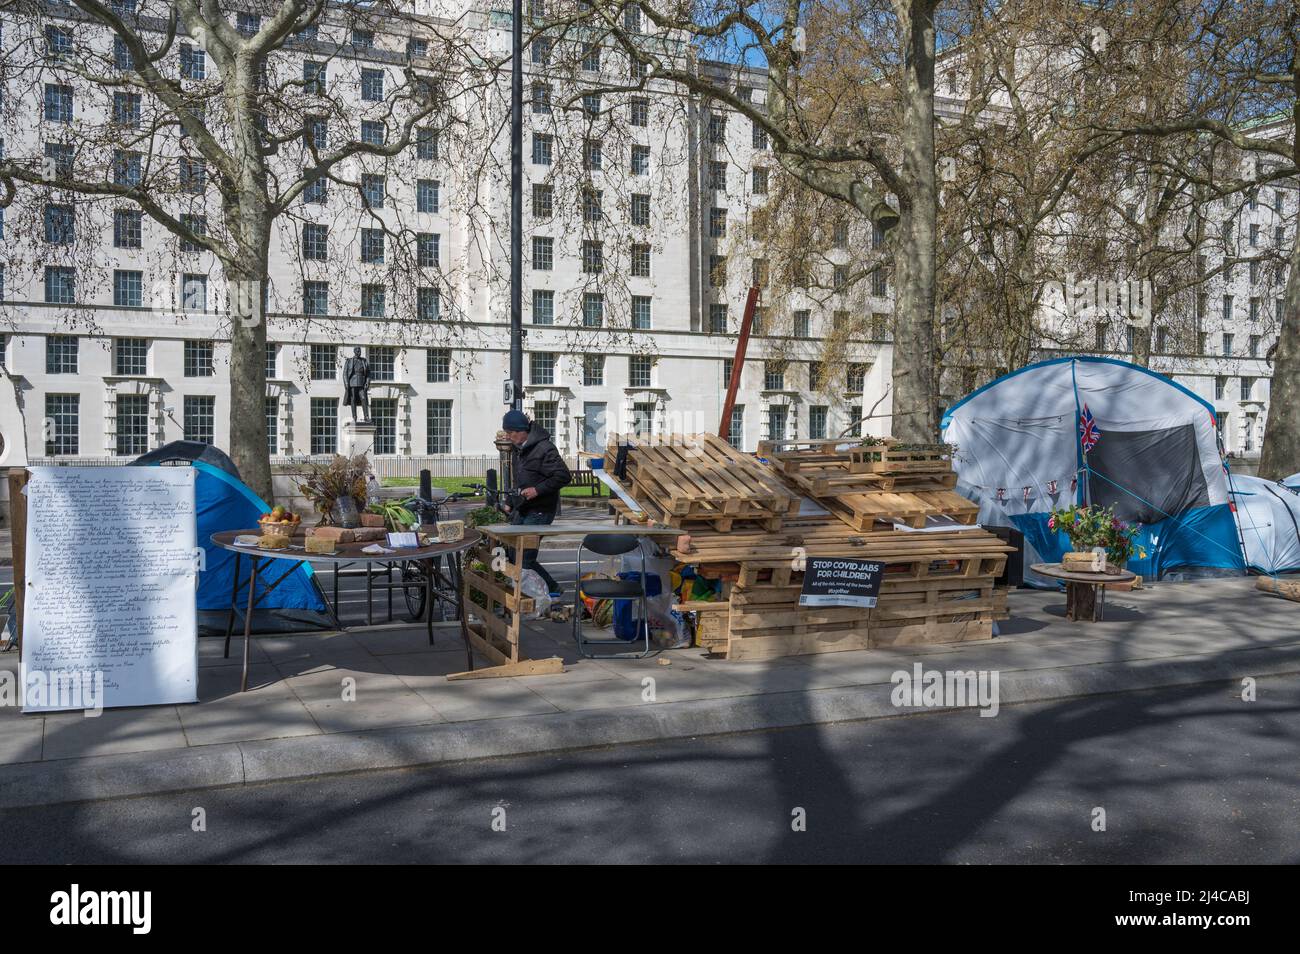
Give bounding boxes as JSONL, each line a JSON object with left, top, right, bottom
{"left": 718, "top": 286, "right": 760, "bottom": 441}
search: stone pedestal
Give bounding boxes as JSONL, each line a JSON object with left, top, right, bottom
{"left": 342, "top": 421, "right": 377, "bottom": 458}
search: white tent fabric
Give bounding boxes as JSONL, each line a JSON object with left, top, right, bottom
{"left": 1229, "top": 475, "right": 1300, "bottom": 574}
{"left": 1281, "top": 472, "right": 1300, "bottom": 491}
{"left": 942, "top": 356, "right": 1237, "bottom": 585}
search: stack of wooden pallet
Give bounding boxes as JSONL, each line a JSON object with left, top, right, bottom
{"left": 607, "top": 432, "right": 800, "bottom": 532}
{"left": 757, "top": 437, "right": 977, "bottom": 530}
{"left": 671, "top": 515, "right": 1013, "bottom": 660}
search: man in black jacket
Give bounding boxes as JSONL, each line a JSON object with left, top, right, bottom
{"left": 502, "top": 409, "right": 571, "bottom": 596}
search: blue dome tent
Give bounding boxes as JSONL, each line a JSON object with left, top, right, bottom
{"left": 941, "top": 356, "right": 1245, "bottom": 586}
{"left": 134, "top": 441, "right": 332, "bottom": 632}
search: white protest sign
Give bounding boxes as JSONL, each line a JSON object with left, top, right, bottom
{"left": 21, "top": 466, "right": 198, "bottom": 712}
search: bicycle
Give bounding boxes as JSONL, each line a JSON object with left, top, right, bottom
{"left": 398, "top": 485, "right": 485, "bottom": 621}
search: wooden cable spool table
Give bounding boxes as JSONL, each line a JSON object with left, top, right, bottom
{"left": 1030, "top": 562, "right": 1137, "bottom": 622}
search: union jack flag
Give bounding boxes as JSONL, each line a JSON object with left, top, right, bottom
{"left": 1079, "top": 404, "right": 1101, "bottom": 453}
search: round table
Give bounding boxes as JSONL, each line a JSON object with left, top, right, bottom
{"left": 211, "top": 529, "right": 482, "bottom": 691}
{"left": 1030, "top": 562, "right": 1137, "bottom": 622}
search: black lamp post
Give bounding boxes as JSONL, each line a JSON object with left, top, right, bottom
{"left": 508, "top": 0, "right": 524, "bottom": 413}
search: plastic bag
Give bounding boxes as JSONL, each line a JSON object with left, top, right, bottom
{"left": 518, "top": 569, "right": 552, "bottom": 620}
{"left": 616, "top": 541, "right": 691, "bottom": 648}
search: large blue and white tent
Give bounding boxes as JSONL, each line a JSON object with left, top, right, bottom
{"left": 941, "top": 356, "right": 1245, "bottom": 586}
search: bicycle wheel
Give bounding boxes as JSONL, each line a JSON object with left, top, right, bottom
{"left": 429, "top": 555, "right": 462, "bottom": 622}
{"left": 402, "top": 561, "right": 428, "bottom": 621}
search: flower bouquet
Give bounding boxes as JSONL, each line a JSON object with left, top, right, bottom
{"left": 1048, "top": 503, "right": 1146, "bottom": 570}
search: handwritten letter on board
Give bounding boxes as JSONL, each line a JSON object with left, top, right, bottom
{"left": 21, "top": 467, "right": 198, "bottom": 711}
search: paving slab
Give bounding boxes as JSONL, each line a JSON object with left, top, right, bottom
{"left": 3, "top": 577, "right": 1300, "bottom": 807}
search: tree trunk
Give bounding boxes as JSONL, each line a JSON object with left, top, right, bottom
{"left": 1258, "top": 235, "right": 1300, "bottom": 480}
{"left": 226, "top": 252, "right": 272, "bottom": 502}
{"left": 890, "top": 0, "right": 939, "bottom": 443}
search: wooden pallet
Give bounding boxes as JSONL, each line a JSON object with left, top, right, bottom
{"left": 608, "top": 433, "right": 800, "bottom": 531}
{"left": 821, "top": 489, "right": 980, "bottom": 531}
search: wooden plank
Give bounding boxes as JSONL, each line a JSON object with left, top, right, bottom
{"left": 446, "top": 656, "right": 566, "bottom": 680}
{"left": 7, "top": 469, "right": 28, "bottom": 655}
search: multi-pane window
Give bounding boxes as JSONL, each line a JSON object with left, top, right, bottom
{"left": 427, "top": 400, "right": 453, "bottom": 453}
{"left": 533, "top": 236, "right": 554, "bottom": 270}
{"left": 532, "top": 183, "right": 553, "bottom": 219}
{"left": 180, "top": 42, "right": 205, "bottom": 80}
{"left": 44, "top": 394, "right": 79, "bottom": 455}
{"left": 532, "top": 83, "right": 554, "bottom": 117}
{"left": 113, "top": 150, "right": 142, "bottom": 186}
{"left": 531, "top": 36, "right": 551, "bottom": 65}
{"left": 752, "top": 168, "right": 769, "bottom": 195}
{"left": 46, "top": 335, "right": 78, "bottom": 373}
{"left": 361, "top": 68, "right": 385, "bottom": 101}
{"left": 808, "top": 361, "right": 824, "bottom": 391}
{"left": 44, "top": 267, "right": 76, "bottom": 304}
{"left": 722, "top": 358, "right": 734, "bottom": 388}
{"left": 361, "top": 284, "right": 386, "bottom": 317}
{"left": 847, "top": 363, "right": 866, "bottom": 392}
{"left": 184, "top": 340, "right": 214, "bottom": 377}
{"left": 407, "top": 37, "right": 428, "bottom": 59}
{"left": 181, "top": 273, "right": 207, "bottom": 312}
{"left": 708, "top": 114, "right": 726, "bottom": 144}
{"left": 768, "top": 405, "right": 788, "bottom": 441}
{"left": 794, "top": 310, "right": 810, "bottom": 338}
{"left": 764, "top": 361, "right": 785, "bottom": 391}
{"left": 304, "top": 280, "right": 329, "bottom": 316}
{"left": 532, "top": 133, "right": 553, "bottom": 165}
{"left": 530, "top": 352, "right": 556, "bottom": 385}
{"left": 183, "top": 395, "right": 215, "bottom": 444}
{"left": 179, "top": 158, "right": 205, "bottom": 194}
{"left": 846, "top": 405, "right": 862, "bottom": 438}
{"left": 417, "top": 233, "right": 440, "bottom": 267}
{"left": 727, "top": 406, "right": 744, "bottom": 449}
{"left": 709, "top": 303, "right": 728, "bottom": 334}
{"left": 371, "top": 399, "right": 397, "bottom": 454}
{"left": 427, "top": 348, "right": 451, "bottom": 383}
{"left": 630, "top": 144, "right": 650, "bottom": 175}
{"left": 581, "top": 42, "right": 601, "bottom": 71}
{"left": 709, "top": 254, "right": 727, "bottom": 286}
{"left": 1249, "top": 334, "right": 1262, "bottom": 358}
{"left": 710, "top": 160, "right": 727, "bottom": 191}
{"left": 630, "top": 194, "right": 651, "bottom": 228}
{"left": 115, "top": 394, "right": 150, "bottom": 456}
{"left": 871, "top": 269, "right": 888, "bottom": 297}
{"left": 629, "top": 355, "right": 652, "bottom": 388}
{"left": 752, "top": 122, "right": 769, "bottom": 150}
{"left": 362, "top": 174, "right": 386, "bottom": 208}
{"left": 303, "top": 223, "right": 328, "bottom": 260}
{"left": 112, "top": 91, "right": 141, "bottom": 127}
{"left": 418, "top": 286, "right": 441, "bottom": 320}
{"left": 631, "top": 295, "right": 652, "bottom": 330}
{"left": 368, "top": 346, "right": 396, "bottom": 381}
{"left": 752, "top": 258, "right": 769, "bottom": 288}
{"left": 532, "top": 289, "right": 554, "bottom": 324}
{"left": 304, "top": 176, "right": 328, "bottom": 204}
{"left": 582, "top": 240, "right": 603, "bottom": 274}
{"left": 1214, "top": 376, "right": 1227, "bottom": 400}
{"left": 114, "top": 338, "right": 148, "bottom": 376}
{"left": 304, "top": 60, "right": 327, "bottom": 95}
{"left": 361, "top": 228, "right": 385, "bottom": 263}
{"left": 361, "top": 120, "right": 385, "bottom": 145}
{"left": 114, "top": 270, "right": 144, "bottom": 307}
{"left": 582, "top": 188, "right": 603, "bottom": 222}
{"left": 310, "top": 398, "right": 338, "bottom": 454}
{"left": 809, "top": 406, "right": 828, "bottom": 440}
{"left": 416, "top": 127, "right": 439, "bottom": 160}
{"left": 114, "top": 209, "right": 143, "bottom": 248}
{"left": 631, "top": 401, "right": 654, "bottom": 435}
{"left": 416, "top": 178, "right": 440, "bottom": 213}
{"left": 630, "top": 97, "right": 649, "bottom": 126}
{"left": 266, "top": 395, "right": 279, "bottom": 455}
{"left": 46, "top": 25, "right": 74, "bottom": 57}
{"left": 1241, "top": 376, "right": 1254, "bottom": 401}
{"left": 310, "top": 344, "right": 337, "bottom": 379}
{"left": 710, "top": 208, "right": 727, "bottom": 238}
{"left": 44, "top": 84, "right": 73, "bottom": 123}
{"left": 631, "top": 244, "right": 651, "bottom": 277}
{"left": 44, "top": 204, "right": 74, "bottom": 244}
{"left": 585, "top": 139, "right": 603, "bottom": 170}
{"left": 44, "top": 142, "right": 74, "bottom": 179}
{"left": 533, "top": 401, "right": 558, "bottom": 437}
{"left": 304, "top": 115, "right": 328, "bottom": 151}
{"left": 237, "top": 12, "right": 261, "bottom": 35}
{"left": 583, "top": 354, "right": 604, "bottom": 386}
{"left": 266, "top": 344, "right": 278, "bottom": 378}
{"left": 352, "top": 27, "right": 374, "bottom": 48}
{"left": 582, "top": 92, "right": 601, "bottom": 116}
{"left": 582, "top": 292, "right": 604, "bottom": 327}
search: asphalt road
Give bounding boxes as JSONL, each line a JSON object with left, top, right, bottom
{"left": 2, "top": 676, "right": 1297, "bottom": 864}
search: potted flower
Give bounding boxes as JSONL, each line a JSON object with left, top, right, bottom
{"left": 296, "top": 453, "right": 371, "bottom": 528}
{"left": 1048, "top": 504, "right": 1146, "bottom": 570}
